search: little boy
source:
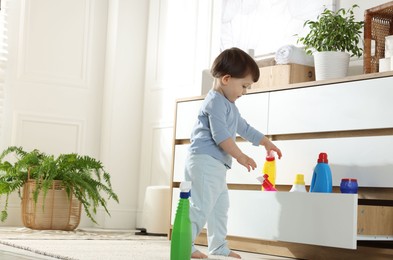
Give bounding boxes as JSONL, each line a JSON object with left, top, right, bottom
{"left": 185, "top": 47, "right": 282, "bottom": 259}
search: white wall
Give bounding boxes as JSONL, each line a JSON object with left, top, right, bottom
{"left": 1, "top": 0, "right": 148, "bottom": 229}
{"left": 98, "top": 0, "right": 148, "bottom": 229}
{"left": 135, "top": 0, "right": 221, "bottom": 229}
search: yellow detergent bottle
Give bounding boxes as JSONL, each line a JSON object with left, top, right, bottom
{"left": 262, "top": 151, "right": 276, "bottom": 191}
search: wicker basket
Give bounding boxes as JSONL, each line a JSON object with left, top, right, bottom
{"left": 21, "top": 179, "right": 82, "bottom": 231}
{"left": 364, "top": 2, "right": 393, "bottom": 73}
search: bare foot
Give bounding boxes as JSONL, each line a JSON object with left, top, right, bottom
{"left": 228, "top": 251, "right": 241, "bottom": 259}
{"left": 191, "top": 250, "right": 208, "bottom": 259}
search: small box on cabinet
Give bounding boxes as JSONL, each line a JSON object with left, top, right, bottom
{"left": 252, "top": 64, "right": 315, "bottom": 90}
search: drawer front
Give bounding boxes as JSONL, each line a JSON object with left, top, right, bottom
{"left": 175, "top": 92, "right": 269, "bottom": 140}
{"left": 226, "top": 142, "right": 266, "bottom": 185}
{"left": 268, "top": 77, "right": 393, "bottom": 134}
{"left": 173, "top": 144, "right": 188, "bottom": 182}
{"left": 271, "top": 136, "right": 393, "bottom": 188}
{"left": 227, "top": 191, "right": 358, "bottom": 249}
{"left": 171, "top": 190, "right": 358, "bottom": 249}
{"left": 175, "top": 136, "right": 393, "bottom": 188}
{"left": 236, "top": 92, "right": 269, "bottom": 134}
{"left": 175, "top": 100, "right": 203, "bottom": 140}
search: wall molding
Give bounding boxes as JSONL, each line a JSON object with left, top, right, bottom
{"left": 16, "top": 0, "right": 92, "bottom": 88}
{"left": 12, "top": 112, "right": 85, "bottom": 153}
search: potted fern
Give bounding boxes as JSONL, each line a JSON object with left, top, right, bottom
{"left": 0, "top": 146, "right": 119, "bottom": 230}
{"left": 297, "top": 5, "right": 364, "bottom": 80}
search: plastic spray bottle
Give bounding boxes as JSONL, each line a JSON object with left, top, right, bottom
{"left": 256, "top": 174, "right": 277, "bottom": 191}
{"left": 170, "top": 181, "right": 192, "bottom": 260}
{"left": 310, "top": 152, "right": 332, "bottom": 193}
{"left": 262, "top": 151, "right": 276, "bottom": 191}
{"left": 262, "top": 174, "right": 277, "bottom": 191}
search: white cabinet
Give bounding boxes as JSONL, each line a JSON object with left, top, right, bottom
{"left": 170, "top": 73, "right": 393, "bottom": 254}
{"left": 268, "top": 77, "right": 393, "bottom": 134}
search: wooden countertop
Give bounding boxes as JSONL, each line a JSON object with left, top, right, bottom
{"left": 176, "top": 71, "right": 393, "bottom": 103}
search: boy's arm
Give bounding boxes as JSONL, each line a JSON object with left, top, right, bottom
{"left": 236, "top": 117, "right": 282, "bottom": 159}
{"left": 219, "top": 138, "right": 256, "bottom": 172}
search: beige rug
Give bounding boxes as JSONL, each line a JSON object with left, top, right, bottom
{"left": 0, "top": 239, "right": 170, "bottom": 260}
{"left": 0, "top": 227, "right": 292, "bottom": 260}
{"left": 0, "top": 227, "right": 170, "bottom": 259}
{"left": 0, "top": 227, "right": 140, "bottom": 240}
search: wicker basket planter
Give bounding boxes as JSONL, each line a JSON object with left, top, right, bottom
{"left": 21, "top": 179, "right": 82, "bottom": 231}
{"left": 0, "top": 146, "right": 119, "bottom": 227}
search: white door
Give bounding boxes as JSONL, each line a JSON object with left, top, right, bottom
{"left": 2, "top": 0, "right": 108, "bottom": 227}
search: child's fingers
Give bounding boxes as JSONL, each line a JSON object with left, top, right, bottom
{"left": 249, "top": 159, "right": 256, "bottom": 171}
{"left": 246, "top": 164, "right": 251, "bottom": 172}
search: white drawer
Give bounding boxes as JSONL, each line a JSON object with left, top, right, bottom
{"left": 236, "top": 92, "right": 269, "bottom": 134}
{"left": 268, "top": 77, "right": 393, "bottom": 134}
{"left": 225, "top": 136, "right": 393, "bottom": 188}
{"left": 175, "top": 100, "right": 203, "bottom": 139}
{"left": 173, "top": 144, "right": 188, "bottom": 182}
{"left": 175, "top": 92, "right": 269, "bottom": 140}
{"left": 171, "top": 189, "right": 358, "bottom": 249}
{"left": 227, "top": 191, "right": 358, "bottom": 249}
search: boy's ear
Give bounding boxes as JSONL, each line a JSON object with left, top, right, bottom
{"left": 221, "top": 74, "right": 231, "bottom": 85}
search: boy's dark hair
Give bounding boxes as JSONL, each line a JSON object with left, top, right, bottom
{"left": 210, "top": 47, "right": 260, "bottom": 82}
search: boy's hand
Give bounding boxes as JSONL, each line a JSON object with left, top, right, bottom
{"left": 236, "top": 153, "right": 257, "bottom": 172}
{"left": 218, "top": 138, "right": 257, "bottom": 171}
{"left": 260, "top": 137, "right": 282, "bottom": 159}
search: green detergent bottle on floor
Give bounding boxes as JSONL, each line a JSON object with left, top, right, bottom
{"left": 170, "top": 181, "right": 192, "bottom": 260}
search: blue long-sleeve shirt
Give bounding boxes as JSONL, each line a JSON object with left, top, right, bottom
{"left": 189, "top": 90, "right": 264, "bottom": 168}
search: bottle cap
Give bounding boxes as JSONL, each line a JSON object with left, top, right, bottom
{"left": 179, "top": 181, "right": 192, "bottom": 198}
{"left": 179, "top": 181, "right": 191, "bottom": 192}
{"left": 293, "top": 174, "right": 305, "bottom": 185}
{"left": 317, "top": 152, "right": 328, "bottom": 163}
{"left": 180, "top": 191, "right": 190, "bottom": 199}
{"left": 266, "top": 151, "right": 275, "bottom": 161}
{"left": 341, "top": 178, "right": 357, "bottom": 182}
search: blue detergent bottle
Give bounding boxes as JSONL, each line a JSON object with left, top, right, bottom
{"left": 310, "top": 152, "right": 332, "bottom": 193}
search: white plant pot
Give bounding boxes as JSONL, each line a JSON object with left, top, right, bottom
{"left": 313, "top": 51, "right": 350, "bottom": 81}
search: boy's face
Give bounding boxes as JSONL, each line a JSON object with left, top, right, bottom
{"left": 220, "top": 74, "right": 253, "bottom": 102}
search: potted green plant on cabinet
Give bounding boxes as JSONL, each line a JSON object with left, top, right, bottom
{"left": 297, "top": 4, "right": 364, "bottom": 80}
{"left": 0, "top": 146, "right": 119, "bottom": 230}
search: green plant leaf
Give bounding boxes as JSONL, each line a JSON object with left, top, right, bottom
{"left": 297, "top": 4, "right": 364, "bottom": 57}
